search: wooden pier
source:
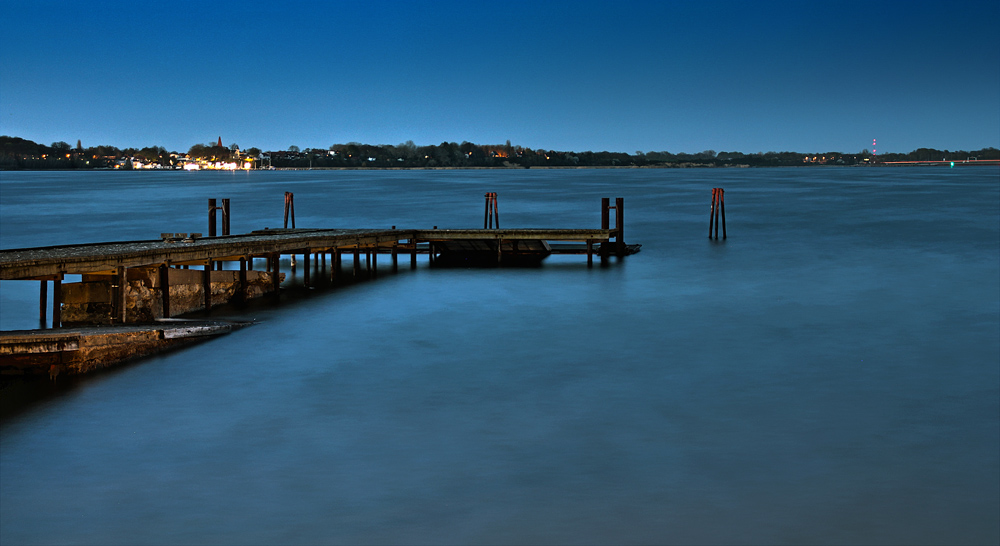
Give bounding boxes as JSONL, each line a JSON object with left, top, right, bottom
{"left": 1, "top": 197, "right": 639, "bottom": 331}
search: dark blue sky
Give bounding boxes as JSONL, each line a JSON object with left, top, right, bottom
{"left": 2, "top": 0, "right": 997, "bottom": 154}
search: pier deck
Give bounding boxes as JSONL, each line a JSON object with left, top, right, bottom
{"left": 1, "top": 196, "right": 639, "bottom": 375}
{"left": 0, "top": 227, "right": 627, "bottom": 280}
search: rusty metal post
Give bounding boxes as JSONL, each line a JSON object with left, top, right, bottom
{"left": 222, "top": 198, "right": 230, "bottom": 236}
{"left": 39, "top": 280, "right": 48, "bottom": 328}
{"left": 52, "top": 276, "right": 62, "bottom": 328}
{"left": 203, "top": 260, "right": 213, "bottom": 311}
{"left": 209, "top": 198, "right": 217, "bottom": 237}
{"left": 159, "top": 264, "right": 171, "bottom": 318}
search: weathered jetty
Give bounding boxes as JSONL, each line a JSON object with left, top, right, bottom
{"left": 1, "top": 197, "right": 638, "bottom": 376}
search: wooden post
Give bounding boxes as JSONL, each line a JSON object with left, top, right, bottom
{"left": 353, "top": 247, "right": 360, "bottom": 276}
{"left": 303, "top": 251, "right": 310, "bottom": 288}
{"left": 39, "top": 280, "right": 47, "bottom": 328}
{"left": 203, "top": 260, "right": 213, "bottom": 311}
{"left": 411, "top": 240, "right": 417, "bottom": 269}
{"left": 601, "top": 197, "right": 610, "bottom": 230}
{"left": 616, "top": 197, "right": 625, "bottom": 257}
{"left": 587, "top": 239, "right": 594, "bottom": 267}
{"left": 371, "top": 248, "right": 378, "bottom": 278}
{"left": 271, "top": 253, "right": 281, "bottom": 293}
{"left": 239, "top": 257, "right": 247, "bottom": 303}
{"left": 708, "top": 188, "right": 717, "bottom": 239}
{"left": 159, "top": 264, "right": 171, "bottom": 318}
{"left": 52, "top": 275, "right": 62, "bottom": 328}
{"left": 221, "top": 198, "right": 230, "bottom": 236}
{"left": 283, "top": 192, "right": 295, "bottom": 229}
{"left": 714, "top": 190, "right": 721, "bottom": 240}
{"left": 392, "top": 244, "right": 398, "bottom": 271}
{"left": 115, "top": 267, "right": 126, "bottom": 324}
{"left": 720, "top": 189, "right": 727, "bottom": 239}
{"left": 208, "top": 198, "right": 217, "bottom": 237}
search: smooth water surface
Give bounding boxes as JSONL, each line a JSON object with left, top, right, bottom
{"left": 1, "top": 167, "right": 998, "bottom": 545}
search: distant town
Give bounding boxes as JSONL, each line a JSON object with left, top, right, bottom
{"left": 1, "top": 135, "right": 997, "bottom": 170}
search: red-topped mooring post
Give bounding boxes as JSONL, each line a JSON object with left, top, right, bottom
{"left": 484, "top": 192, "right": 499, "bottom": 229}
{"left": 709, "top": 188, "right": 726, "bottom": 240}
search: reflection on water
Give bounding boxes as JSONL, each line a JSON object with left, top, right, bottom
{"left": 1, "top": 168, "right": 998, "bottom": 544}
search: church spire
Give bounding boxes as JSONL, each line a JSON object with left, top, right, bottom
{"left": 217, "top": 136, "right": 223, "bottom": 148}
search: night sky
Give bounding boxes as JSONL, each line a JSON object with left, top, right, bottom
{"left": 2, "top": 0, "right": 997, "bottom": 154}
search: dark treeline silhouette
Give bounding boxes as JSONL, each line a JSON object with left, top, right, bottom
{"left": 2, "top": 135, "right": 997, "bottom": 170}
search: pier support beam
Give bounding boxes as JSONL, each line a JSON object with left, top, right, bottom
{"left": 114, "top": 267, "right": 126, "bottom": 323}
{"left": 39, "top": 280, "right": 47, "bottom": 328}
{"left": 616, "top": 197, "right": 625, "bottom": 257}
{"left": 239, "top": 257, "right": 247, "bottom": 303}
{"left": 271, "top": 253, "right": 280, "bottom": 293}
{"left": 159, "top": 264, "right": 171, "bottom": 318}
{"left": 303, "top": 251, "right": 310, "bottom": 288}
{"left": 203, "top": 260, "right": 213, "bottom": 311}
{"left": 52, "top": 276, "right": 62, "bottom": 328}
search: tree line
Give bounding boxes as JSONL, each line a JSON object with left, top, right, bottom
{"left": 1, "top": 135, "right": 997, "bottom": 170}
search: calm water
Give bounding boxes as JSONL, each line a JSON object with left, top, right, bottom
{"left": 1, "top": 168, "right": 998, "bottom": 545}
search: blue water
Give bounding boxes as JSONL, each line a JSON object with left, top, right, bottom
{"left": 1, "top": 167, "right": 998, "bottom": 545}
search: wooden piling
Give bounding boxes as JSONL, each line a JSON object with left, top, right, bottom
{"left": 222, "top": 198, "right": 230, "bottom": 236}
{"left": 303, "top": 251, "right": 310, "bottom": 287}
{"left": 159, "top": 264, "right": 171, "bottom": 318}
{"left": 203, "top": 260, "right": 212, "bottom": 311}
{"left": 271, "top": 253, "right": 280, "bottom": 293}
{"left": 283, "top": 192, "right": 295, "bottom": 229}
{"left": 616, "top": 197, "right": 625, "bottom": 257}
{"left": 209, "top": 198, "right": 217, "bottom": 237}
{"left": 720, "top": 189, "right": 727, "bottom": 239}
{"left": 587, "top": 239, "right": 594, "bottom": 267}
{"left": 238, "top": 257, "right": 247, "bottom": 302}
{"left": 709, "top": 188, "right": 717, "bottom": 239}
{"left": 52, "top": 276, "right": 62, "bottom": 328}
{"left": 39, "top": 280, "right": 47, "bottom": 327}
{"left": 114, "top": 267, "right": 126, "bottom": 324}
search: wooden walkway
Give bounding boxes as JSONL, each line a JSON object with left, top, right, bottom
{"left": 1, "top": 196, "right": 639, "bottom": 329}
